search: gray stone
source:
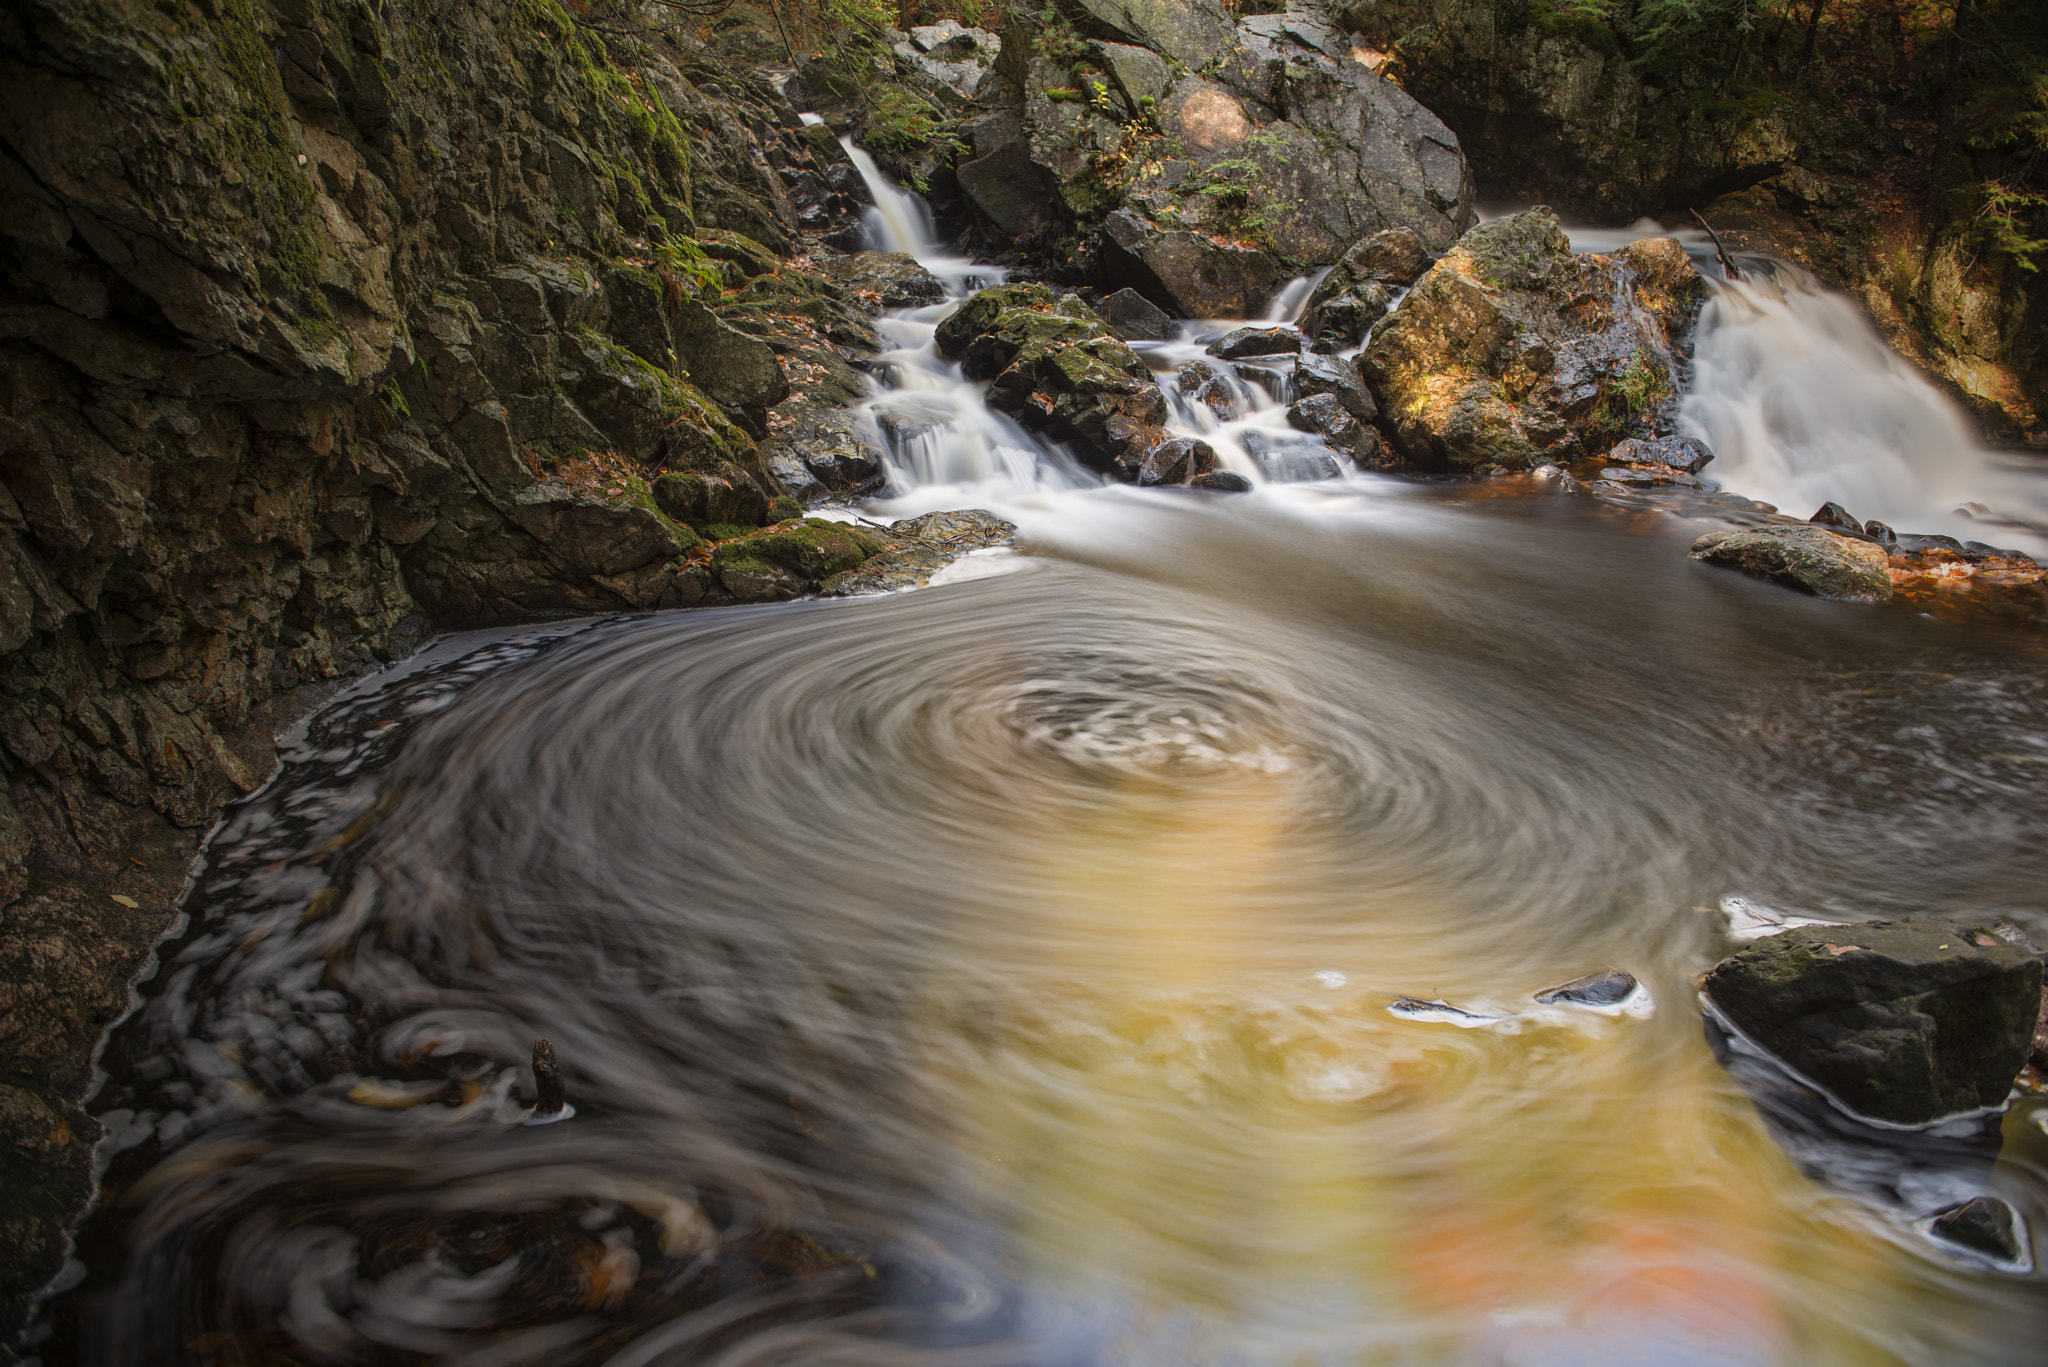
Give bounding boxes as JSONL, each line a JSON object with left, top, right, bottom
{"left": 1928, "top": 1197, "right": 2025, "bottom": 1264}
{"left": 1287, "top": 393, "right": 1384, "bottom": 467}
{"left": 1294, "top": 352, "right": 1378, "bottom": 423}
{"left": 1097, "top": 210, "right": 1285, "bottom": 320}
{"left": 1703, "top": 920, "right": 2043, "bottom": 1125}
{"left": 811, "top": 252, "right": 950, "bottom": 310}
{"left": 1535, "top": 970, "right": 1639, "bottom": 1007}
{"left": 1137, "top": 437, "right": 1219, "bottom": 486}
{"left": 1096, "top": 288, "right": 1176, "bottom": 341}
{"left": 1207, "top": 326, "right": 1301, "bottom": 359}
{"left": 1690, "top": 525, "right": 1894, "bottom": 601}
{"left": 1190, "top": 469, "right": 1254, "bottom": 492}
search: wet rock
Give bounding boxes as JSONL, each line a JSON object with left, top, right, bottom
{"left": 760, "top": 408, "right": 888, "bottom": 505}
{"left": 1597, "top": 465, "right": 1700, "bottom": 489}
{"left": 936, "top": 285, "right": 1169, "bottom": 477}
{"left": 1606, "top": 434, "right": 1713, "bottom": 473}
{"left": 1287, "top": 394, "right": 1386, "bottom": 467}
{"left": 1534, "top": 970, "right": 1639, "bottom": 1007}
{"left": 1928, "top": 1196, "right": 2026, "bottom": 1264}
{"left": 955, "top": 139, "right": 1070, "bottom": 238}
{"left": 1207, "top": 326, "right": 1301, "bottom": 359}
{"left": 821, "top": 509, "right": 1017, "bottom": 595}
{"left": 1389, "top": 996, "right": 1510, "bottom": 1026}
{"left": 1298, "top": 228, "right": 1434, "bottom": 351}
{"left": 712, "top": 519, "right": 888, "bottom": 602}
{"left": 1176, "top": 361, "right": 1243, "bottom": 423}
{"left": 1095, "top": 288, "right": 1176, "bottom": 341}
{"left": 1096, "top": 210, "right": 1286, "bottom": 320}
{"left": 653, "top": 465, "right": 773, "bottom": 532}
{"left": 1363, "top": 210, "right": 1704, "bottom": 471}
{"left": 1864, "top": 519, "right": 1899, "bottom": 546}
{"left": 810, "top": 252, "right": 950, "bottom": 311}
{"left": 1137, "top": 438, "right": 1220, "bottom": 487}
{"left": 1702, "top": 920, "right": 2043, "bottom": 1126}
{"left": 1294, "top": 352, "right": 1378, "bottom": 424}
{"left": 1190, "top": 470, "right": 1254, "bottom": 492}
{"left": 1809, "top": 501, "right": 1866, "bottom": 535}
{"left": 1690, "top": 525, "right": 1894, "bottom": 601}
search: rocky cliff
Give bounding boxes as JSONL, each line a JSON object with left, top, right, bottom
{"left": 0, "top": 0, "right": 926, "bottom": 1335}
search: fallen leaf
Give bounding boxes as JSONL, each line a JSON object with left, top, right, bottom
{"left": 109, "top": 894, "right": 139, "bottom": 908}
{"left": 1824, "top": 943, "right": 1862, "bottom": 956}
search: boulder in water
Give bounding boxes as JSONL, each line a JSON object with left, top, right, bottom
{"left": 1534, "top": 970, "right": 1639, "bottom": 1007}
{"left": 822, "top": 509, "right": 1018, "bottom": 596}
{"left": 1190, "top": 470, "right": 1254, "bottom": 492}
{"left": 1689, "top": 525, "right": 1894, "bottom": 601}
{"left": 1605, "top": 434, "right": 1713, "bottom": 473}
{"left": 1809, "top": 501, "right": 1866, "bottom": 535}
{"left": 1701, "top": 920, "right": 2043, "bottom": 1126}
{"left": 1287, "top": 394, "right": 1386, "bottom": 468}
{"left": 1927, "top": 1196, "right": 2027, "bottom": 1265}
{"left": 1176, "top": 360, "right": 1243, "bottom": 423}
{"left": 1208, "top": 326, "right": 1301, "bottom": 359}
{"left": 1298, "top": 228, "right": 1435, "bottom": 351}
{"left": 712, "top": 518, "right": 889, "bottom": 602}
{"left": 1362, "top": 210, "right": 1704, "bottom": 472}
{"left": 1294, "top": 352, "right": 1378, "bottom": 424}
{"left": 1137, "top": 437, "right": 1219, "bottom": 486}
{"left": 1095, "top": 287, "right": 1176, "bottom": 341}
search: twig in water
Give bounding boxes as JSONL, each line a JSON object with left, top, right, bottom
{"left": 533, "top": 1038, "right": 568, "bottom": 1118}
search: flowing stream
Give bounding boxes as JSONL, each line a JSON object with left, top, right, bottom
{"left": 48, "top": 163, "right": 2048, "bottom": 1366}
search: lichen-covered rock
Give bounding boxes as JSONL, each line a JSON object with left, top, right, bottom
{"left": 1362, "top": 210, "right": 1704, "bottom": 471}
{"left": 1702, "top": 920, "right": 2043, "bottom": 1126}
{"left": 1690, "top": 525, "right": 1894, "bottom": 601}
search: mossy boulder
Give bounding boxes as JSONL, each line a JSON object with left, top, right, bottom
{"left": 1690, "top": 525, "right": 1893, "bottom": 602}
{"left": 1362, "top": 209, "right": 1703, "bottom": 472}
{"left": 653, "top": 464, "right": 773, "bottom": 531}
{"left": 710, "top": 518, "right": 887, "bottom": 602}
{"left": 1703, "top": 920, "right": 2043, "bottom": 1126}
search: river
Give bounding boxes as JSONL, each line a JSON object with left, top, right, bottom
{"left": 44, "top": 152, "right": 2048, "bottom": 1367}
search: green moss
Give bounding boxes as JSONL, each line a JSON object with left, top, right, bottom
{"left": 711, "top": 519, "right": 885, "bottom": 582}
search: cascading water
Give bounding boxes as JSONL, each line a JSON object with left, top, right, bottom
{"left": 1682, "top": 259, "right": 2048, "bottom": 552}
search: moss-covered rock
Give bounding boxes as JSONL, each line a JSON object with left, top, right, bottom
{"left": 710, "top": 518, "right": 887, "bottom": 601}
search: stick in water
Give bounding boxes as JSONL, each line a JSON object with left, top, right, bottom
{"left": 533, "top": 1037, "right": 567, "bottom": 1118}
{"left": 1689, "top": 209, "right": 1744, "bottom": 281}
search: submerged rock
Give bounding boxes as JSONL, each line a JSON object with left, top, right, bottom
{"left": 1702, "top": 920, "right": 2043, "bottom": 1126}
{"left": 1534, "top": 970, "right": 1639, "bottom": 1008}
{"left": 1190, "top": 470, "right": 1254, "bottom": 492}
{"left": 1927, "top": 1196, "right": 2026, "bottom": 1265}
{"left": 1690, "top": 525, "right": 1894, "bottom": 601}
{"left": 1363, "top": 211, "right": 1704, "bottom": 472}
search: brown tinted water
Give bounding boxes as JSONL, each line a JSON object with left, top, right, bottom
{"left": 54, "top": 486, "right": 2048, "bottom": 1365}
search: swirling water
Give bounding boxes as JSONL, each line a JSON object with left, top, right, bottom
{"left": 51, "top": 186, "right": 2048, "bottom": 1366}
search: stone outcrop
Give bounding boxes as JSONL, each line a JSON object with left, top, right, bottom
{"left": 1297, "top": 227, "right": 1434, "bottom": 352}
{"left": 0, "top": 0, "right": 925, "bottom": 1335}
{"left": 1703, "top": 920, "right": 2043, "bottom": 1126}
{"left": 1689, "top": 525, "right": 1895, "bottom": 601}
{"left": 1361, "top": 210, "right": 1703, "bottom": 471}
{"left": 934, "top": 283, "right": 1168, "bottom": 478}
{"left": 940, "top": 1, "right": 1474, "bottom": 316}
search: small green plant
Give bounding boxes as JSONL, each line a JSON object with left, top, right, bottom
{"left": 380, "top": 378, "right": 411, "bottom": 420}
{"left": 654, "top": 238, "right": 724, "bottom": 292}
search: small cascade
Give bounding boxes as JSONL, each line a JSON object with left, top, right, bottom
{"left": 826, "top": 133, "right": 1360, "bottom": 503}
{"left": 1682, "top": 259, "right": 2048, "bottom": 551}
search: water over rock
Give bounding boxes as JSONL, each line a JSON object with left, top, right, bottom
{"left": 934, "top": 285, "right": 1169, "bottom": 479}
{"left": 1362, "top": 210, "right": 1704, "bottom": 471}
{"left": 1689, "top": 525, "right": 1894, "bottom": 602}
{"left": 1298, "top": 227, "right": 1435, "bottom": 352}
{"left": 1702, "top": 920, "right": 2043, "bottom": 1126}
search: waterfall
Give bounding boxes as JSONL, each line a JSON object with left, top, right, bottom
{"left": 1681, "top": 261, "right": 2048, "bottom": 552}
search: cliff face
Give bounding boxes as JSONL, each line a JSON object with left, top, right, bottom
{"left": 0, "top": 0, "right": 888, "bottom": 1332}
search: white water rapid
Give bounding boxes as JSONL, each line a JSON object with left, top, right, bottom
{"left": 1682, "top": 260, "right": 2048, "bottom": 553}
